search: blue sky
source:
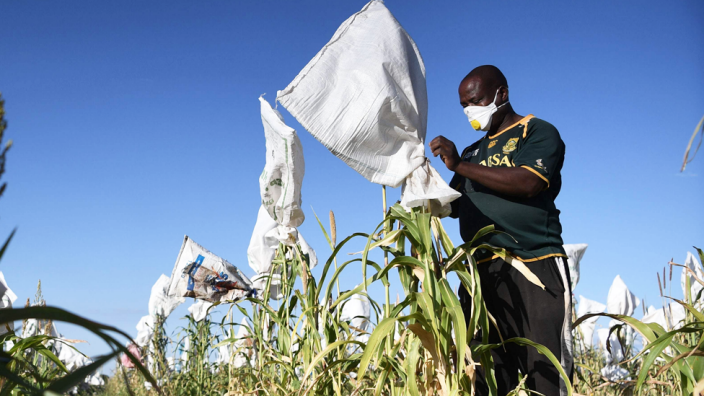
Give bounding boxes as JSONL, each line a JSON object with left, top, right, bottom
{"left": 1, "top": 0, "right": 702, "bottom": 369}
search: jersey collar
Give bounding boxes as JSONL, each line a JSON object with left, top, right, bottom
{"left": 488, "top": 114, "right": 535, "bottom": 139}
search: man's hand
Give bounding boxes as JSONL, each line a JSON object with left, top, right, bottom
{"left": 429, "top": 136, "right": 461, "bottom": 171}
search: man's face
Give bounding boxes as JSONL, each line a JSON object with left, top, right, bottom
{"left": 458, "top": 77, "right": 493, "bottom": 109}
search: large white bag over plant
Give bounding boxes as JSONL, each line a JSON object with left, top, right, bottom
{"left": 340, "top": 294, "right": 371, "bottom": 333}
{"left": 259, "top": 96, "right": 305, "bottom": 228}
{"left": 249, "top": 99, "right": 317, "bottom": 300}
{"left": 135, "top": 315, "right": 155, "bottom": 347}
{"left": 575, "top": 295, "right": 605, "bottom": 348}
{"left": 563, "top": 243, "right": 587, "bottom": 289}
{"left": 276, "top": 0, "right": 460, "bottom": 216}
{"left": 247, "top": 205, "right": 318, "bottom": 299}
{"left": 149, "top": 274, "right": 185, "bottom": 318}
{"left": 606, "top": 275, "right": 639, "bottom": 317}
{"left": 188, "top": 299, "right": 214, "bottom": 322}
{"left": 167, "top": 236, "right": 253, "bottom": 303}
{"left": 0, "top": 271, "right": 17, "bottom": 336}
{"left": 681, "top": 251, "right": 704, "bottom": 301}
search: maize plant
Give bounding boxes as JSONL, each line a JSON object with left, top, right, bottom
{"left": 212, "top": 202, "right": 569, "bottom": 396}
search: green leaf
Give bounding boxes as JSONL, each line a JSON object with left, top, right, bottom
{"left": 46, "top": 352, "right": 116, "bottom": 394}
{"left": 356, "top": 317, "right": 398, "bottom": 380}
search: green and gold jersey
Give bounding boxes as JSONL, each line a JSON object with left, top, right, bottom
{"left": 450, "top": 115, "right": 566, "bottom": 262}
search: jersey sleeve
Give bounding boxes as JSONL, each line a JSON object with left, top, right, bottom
{"left": 511, "top": 120, "right": 565, "bottom": 188}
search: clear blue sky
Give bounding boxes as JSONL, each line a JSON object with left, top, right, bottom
{"left": 1, "top": 0, "right": 702, "bottom": 369}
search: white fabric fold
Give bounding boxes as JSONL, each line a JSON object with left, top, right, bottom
{"left": 135, "top": 315, "right": 155, "bottom": 347}
{"left": 576, "top": 295, "right": 606, "bottom": 347}
{"left": 149, "top": 274, "right": 185, "bottom": 318}
{"left": 681, "top": 251, "right": 704, "bottom": 301}
{"left": 606, "top": 275, "right": 639, "bottom": 317}
{"left": 0, "top": 271, "right": 17, "bottom": 336}
{"left": 400, "top": 160, "right": 461, "bottom": 217}
{"left": 188, "top": 299, "right": 214, "bottom": 322}
{"left": 563, "top": 243, "right": 588, "bottom": 289}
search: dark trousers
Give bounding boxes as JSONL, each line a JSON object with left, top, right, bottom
{"left": 459, "top": 256, "right": 574, "bottom": 396}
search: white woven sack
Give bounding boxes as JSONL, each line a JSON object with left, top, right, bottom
{"left": 277, "top": 0, "right": 459, "bottom": 216}
{"left": 188, "top": 299, "right": 214, "bottom": 322}
{"left": 135, "top": 315, "right": 155, "bottom": 347}
{"left": 259, "top": 96, "right": 305, "bottom": 228}
{"left": 0, "top": 271, "right": 17, "bottom": 336}
{"left": 340, "top": 294, "right": 371, "bottom": 333}
{"left": 149, "top": 274, "right": 185, "bottom": 318}
{"left": 563, "top": 243, "right": 587, "bottom": 289}
{"left": 642, "top": 303, "right": 686, "bottom": 331}
{"left": 681, "top": 251, "right": 704, "bottom": 301}
{"left": 606, "top": 275, "right": 639, "bottom": 317}
{"left": 167, "top": 236, "right": 253, "bottom": 303}
{"left": 247, "top": 205, "right": 317, "bottom": 300}
{"left": 576, "top": 295, "right": 605, "bottom": 347}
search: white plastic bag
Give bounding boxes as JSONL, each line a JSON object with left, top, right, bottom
{"left": 642, "top": 303, "right": 686, "bottom": 331}
{"left": 681, "top": 251, "right": 704, "bottom": 301}
{"left": 340, "top": 294, "right": 371, "bottom": 333}
{"left": 576, "top": 295, "right": 605, "bottom": 347}
{"left": 149, "top": 274, "right": 185, "bottom": 318}
{"left": 563, "top": 243, "right": 588, "bottom": 289}
{"left": 259, "top": 96, "right": 305, "bottom": 228}
{"left": 276, "top": 0, "right": 460, "bottom": 216}
{"left": 606, "top": 275, "right": 639, "bottom": 317}
{"left": 215, "top": 322, "right": 254, "bottom": 367}
{"left": 0, "top": 271, "right": 17, "bottom": 336}
{"left": 597, "top": 328, "right": 625, "bottom": 365}
{"left": 167, "top": 236, "right": 253, "bottom": 303}
{"left": 135, "top": 315, "right": 155, "bottom": 347}
{"left": 188, "top": 299, "right": 214, "bottom": 322}
{"left": 247, "top": 205, "right": 317, "bottom": 300}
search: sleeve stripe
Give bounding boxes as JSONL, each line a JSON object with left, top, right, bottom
{"left": 520, "top": 165, "right": 550, "bottom": 187}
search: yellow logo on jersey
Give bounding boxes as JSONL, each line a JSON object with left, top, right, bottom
{"left": 488, "top": 140, "right": 498, "bottom": 148}
{"left": 502, "top": 138, "right": 518, "bottom": 154}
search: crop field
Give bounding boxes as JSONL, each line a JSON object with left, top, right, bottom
{"left": 1, "top": 3, "right": 703, "bottom": 391}
{"left": 2, "top": 188, "right": 704, "bottom": 395}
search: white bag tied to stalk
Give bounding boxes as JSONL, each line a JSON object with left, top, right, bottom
{"left": 606, "top": 275, "right": 639, "bottom": 317}
{"left": 563, "top": 243, "right": 588, "bottom": 289}
{"left": 340, "top": 294, "right": 371, "bottom": 333}
{"left": 597, "top": 327, "right": 630, "bottom": 381}
{"left": 0, "top": 271, "right": 17, "bottom": 336}
{"left": 642, "top": 303, "right": 686, "bottom": 331}
{"left": 188, "top": 299, "right": 214, "bottom": 322}
{"left": 681, "top": 251, "right": 704, "bottom": 301}
{"left": 247, "top": 205, "right": 318, "bottom": 299}
{"left": 340, "top": 293, "right": 371, "bottom": 355}
{"left": 276, "top": 0, "right": 460, "bottom": 217}
{"left": 149, "top": 274, "right": 185, "bottom": 318}
{"left": 576, "top": 295, "right": 606, "bottom": 347}
{"left": 167, "top": 236, "right": 253, "bottom": 303}
{"left": 248, "top": 99, "right": 318, "bottom": 299}
{"left": 259, "top": 96, "right": 305, "bottom": 228}
{"left": 235, "top": 318, "right": 257, "bottom": 368}
{"left": 135, "top": 315, "right": 155, "bottom": 347}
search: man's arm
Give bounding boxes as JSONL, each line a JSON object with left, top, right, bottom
{"left": 429, "top": 136, "right": 545, "bottom": 198}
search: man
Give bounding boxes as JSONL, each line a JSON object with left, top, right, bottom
{"left": 429, "top": 65, "right": 572, "bottom": 396}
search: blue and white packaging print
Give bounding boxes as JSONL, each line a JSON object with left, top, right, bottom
{"left": 167, "top": 236, "right": 253, "bottom": 303}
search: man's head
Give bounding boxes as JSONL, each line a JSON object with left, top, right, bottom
{"left": 459, "top": 65, "right": 512, "bottom": 132}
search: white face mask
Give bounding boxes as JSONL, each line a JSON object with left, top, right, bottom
{"left": 463, "top": 89, "right": 509, "bottom": 131}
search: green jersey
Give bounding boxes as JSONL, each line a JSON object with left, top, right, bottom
{"left": 450, "top": 115, "right": 566, "bottom": 262}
